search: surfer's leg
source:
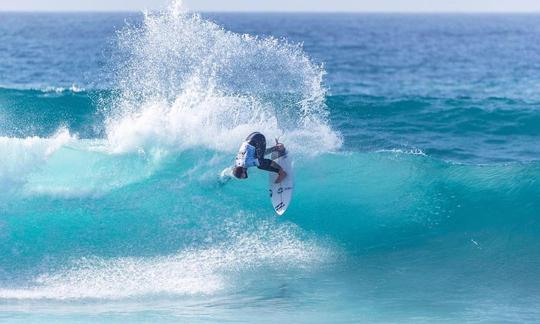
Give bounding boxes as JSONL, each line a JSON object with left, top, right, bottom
{"left": 258, "top": 159, "right": 287, "bottom": 183}
{"left": 258, "top": 159, "right": 280, "bottom": 173}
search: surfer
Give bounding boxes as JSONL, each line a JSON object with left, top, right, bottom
{"left": 233, "top": 132, "right": 287, "bottom": 183}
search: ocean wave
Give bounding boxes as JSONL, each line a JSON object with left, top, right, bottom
{"left": 42, "top": 84, "right": 86, "bottom": 94}
{"left": 1, "top": 148, "right": 538, "bottom": 256}
{"left": 1, "top": 5, "right": 539, "bottom": 305}
{"left": 0, "top": 85, "right": 87, "bottom": 95}
{"left": 375, "top": 148, "right": 427, "bottom": 156}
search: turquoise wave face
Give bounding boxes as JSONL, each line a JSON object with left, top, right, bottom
{"left": 1, "top": 145, "right": 540, "bottom": 324}
{"left": 2, "top": 145, "right": 539, "bottom": 275}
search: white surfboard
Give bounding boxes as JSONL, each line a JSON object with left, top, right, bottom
{"left": 269, "top": 148, "right": 294, "bottom": 216}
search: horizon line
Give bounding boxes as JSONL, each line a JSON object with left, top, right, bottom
{"left": 2, "top": 9, "right": 540, "bottom": 14}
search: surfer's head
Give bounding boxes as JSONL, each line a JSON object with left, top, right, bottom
{"left": 233, "top": 166, "right": 248, "bottom": 179}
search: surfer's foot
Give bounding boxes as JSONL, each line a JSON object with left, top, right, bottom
{"left": 275, "top": 169, "right": 287, "bottom": 183}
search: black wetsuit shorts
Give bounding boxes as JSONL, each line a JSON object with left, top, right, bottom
{"left": 246, "top": 132, "right": 280, "bottom": 173}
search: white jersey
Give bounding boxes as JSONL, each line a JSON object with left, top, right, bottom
{"left": 235, "top": 142, "right": 260, "bottom": 168}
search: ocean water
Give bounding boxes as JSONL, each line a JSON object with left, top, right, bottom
{"left": 1, "top": 4, "right": 540, "bottom": 323}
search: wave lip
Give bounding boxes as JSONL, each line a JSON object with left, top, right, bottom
{"left": 104, "top": 1, "right": 341, "bottom": 155}
{"left": 0, "top": 128, "right": 74, "bottom": 187}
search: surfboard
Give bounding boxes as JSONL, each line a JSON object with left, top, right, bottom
{"left": 269, "top": 148, "right": 294, "bottom": 216}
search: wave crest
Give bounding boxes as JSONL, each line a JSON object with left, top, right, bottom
{"left": 105, "top": 2, "right": 341, "bottom": 154}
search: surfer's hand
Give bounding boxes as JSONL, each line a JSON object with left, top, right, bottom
{"left": 275, "top": 143, "right": 285, "bottom": 152}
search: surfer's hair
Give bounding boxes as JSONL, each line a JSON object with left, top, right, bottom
{"left": 233, "top": 166, "right": 247, "bottom": 179}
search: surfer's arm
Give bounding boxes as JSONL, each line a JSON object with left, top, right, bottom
{"left": 264, "top": 143, "right": 285, "bottom": 156}
{"left": 264, "top": 147, "right": 276, "bottom": 155}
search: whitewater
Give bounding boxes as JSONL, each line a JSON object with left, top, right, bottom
{"left": 1, "top": 3, "right": 540, "bottom": 323}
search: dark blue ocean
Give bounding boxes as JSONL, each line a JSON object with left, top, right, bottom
{"left": 1, "top": 6, "right": 540, "bottom": 323}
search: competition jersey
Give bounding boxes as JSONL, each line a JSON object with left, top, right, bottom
{"left": 235, "top": 142, "right": 260, "bottom": 168}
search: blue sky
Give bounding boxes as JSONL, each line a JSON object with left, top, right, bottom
{"left": 1, "top": 0, "right": 540, "bottom": 12}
